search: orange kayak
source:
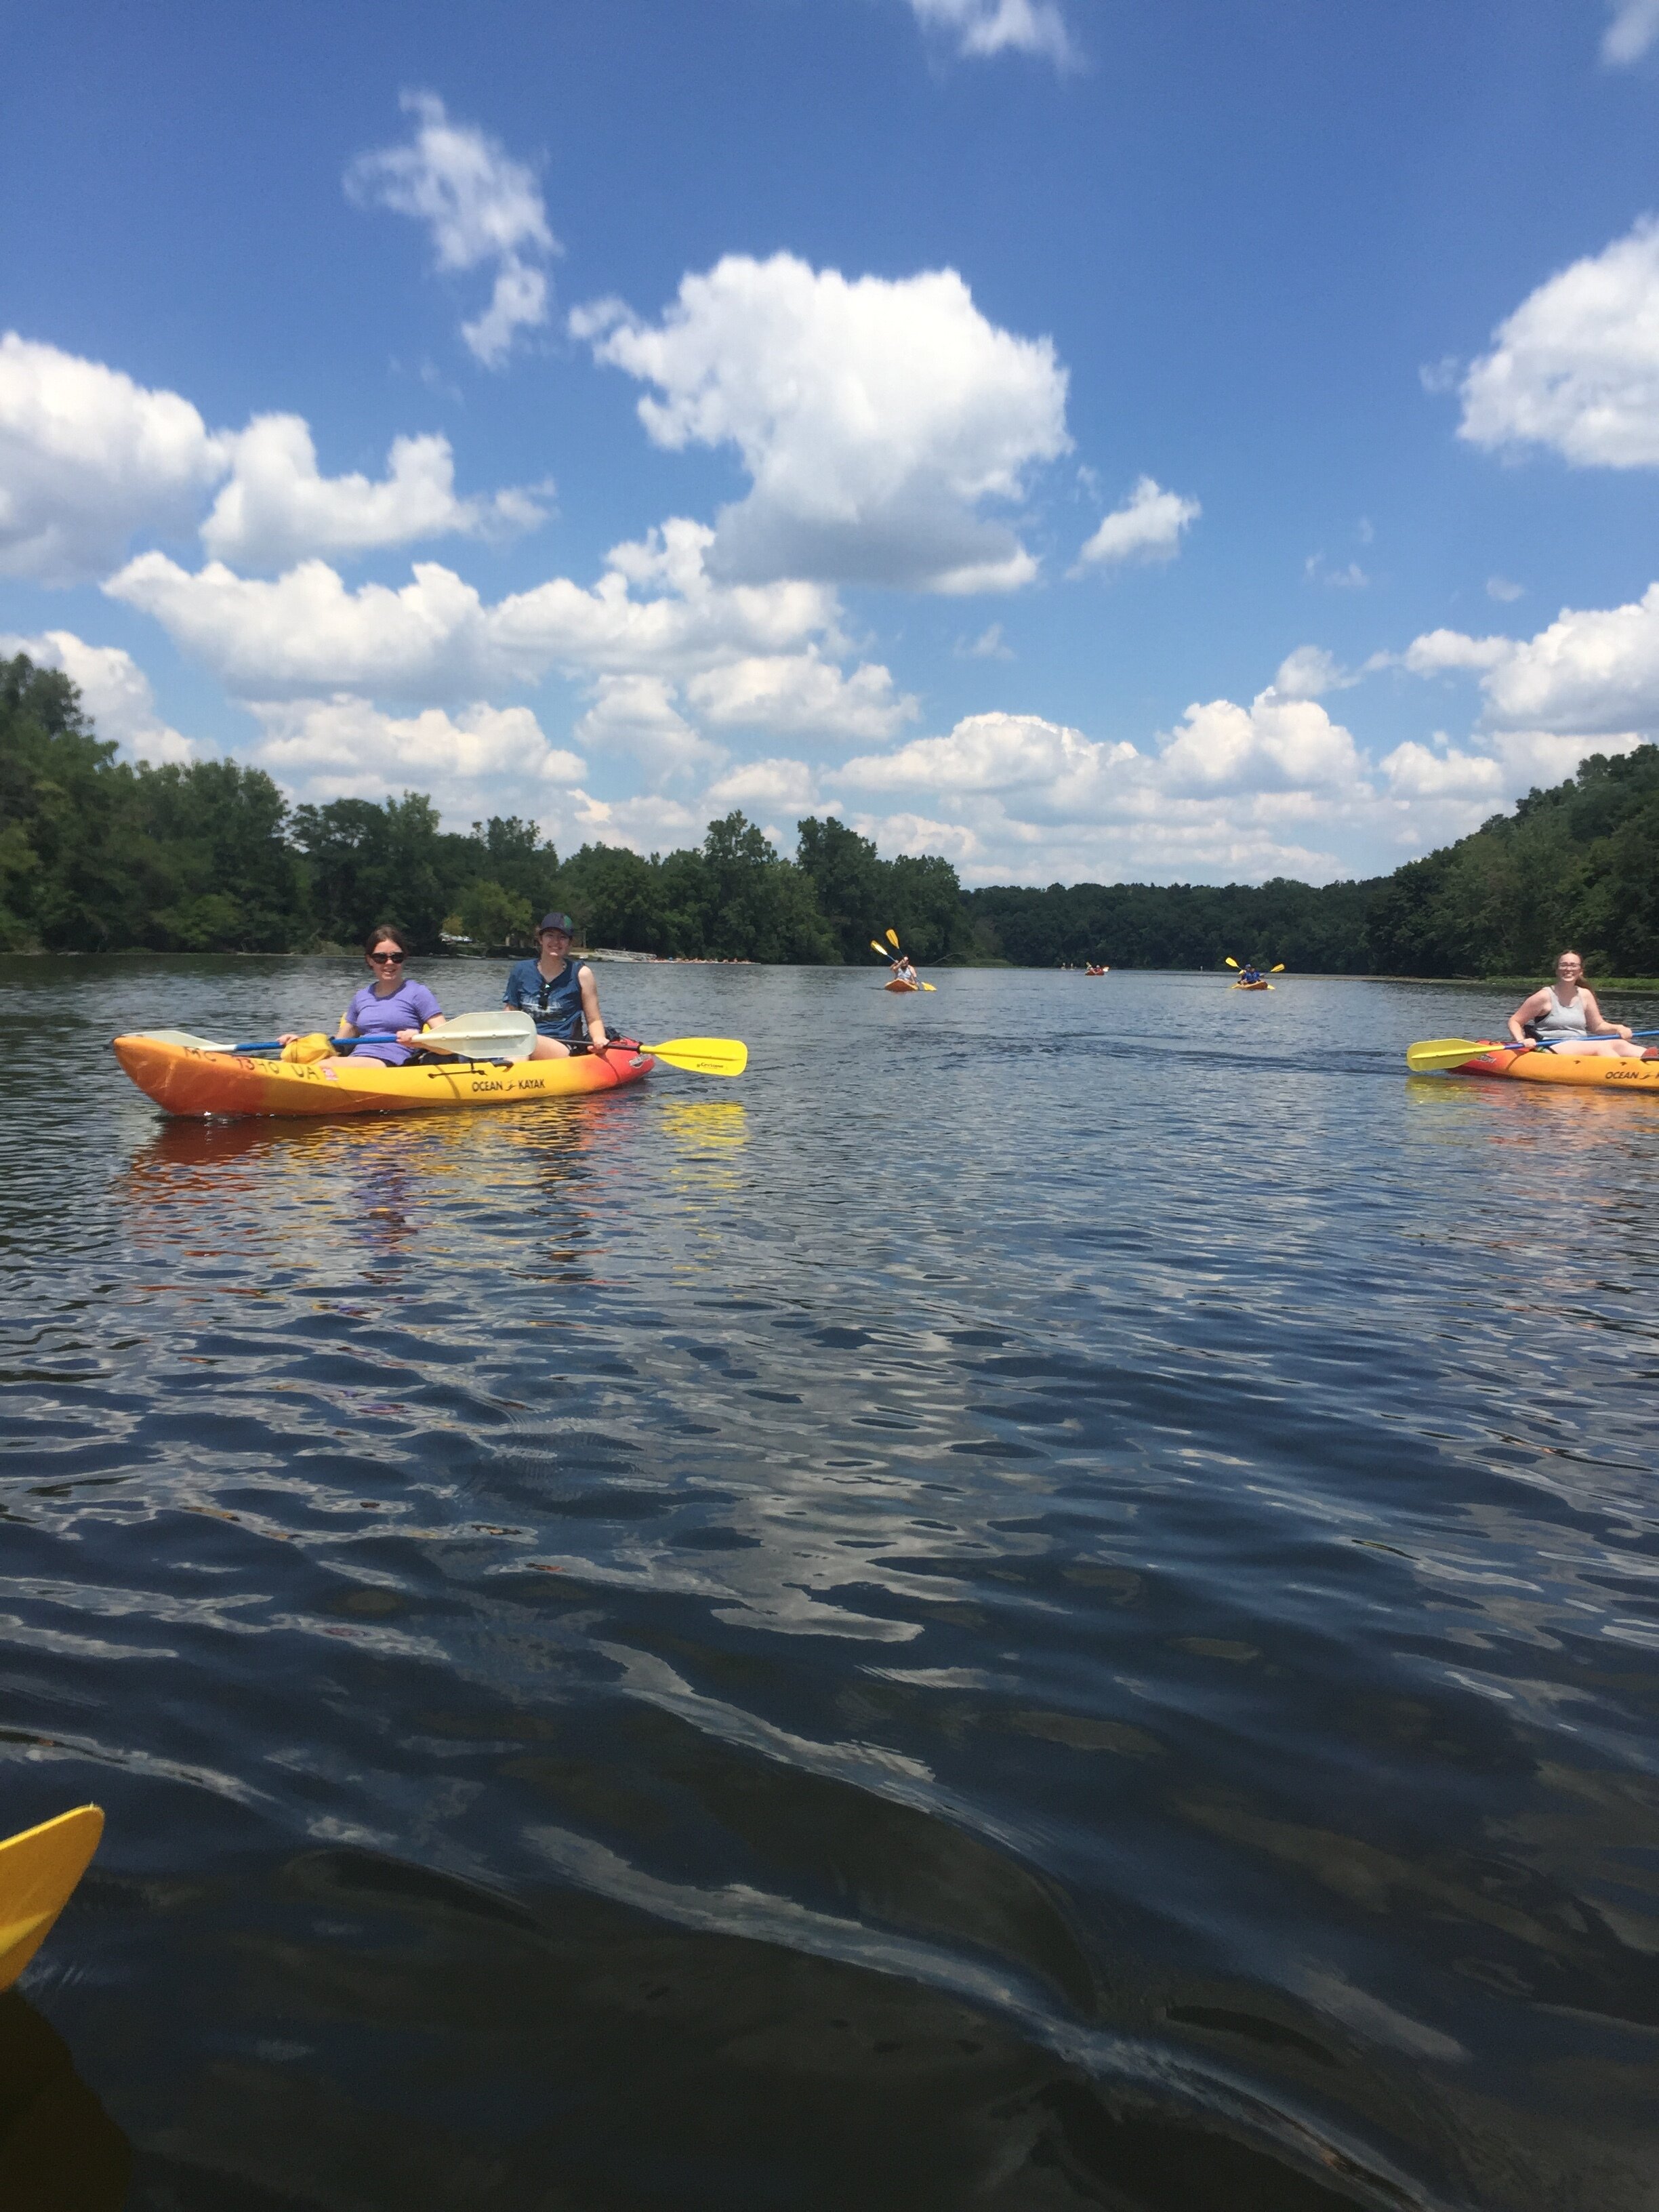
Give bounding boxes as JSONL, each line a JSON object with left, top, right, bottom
{"left": 884, "top": 979, "right": 920, "bottom": 993}
{"left": 1456, "top": 1044, "right": 1659, "bottom": 1091}
{"left": 112, "top": 1034, "right": 654, "bottom": 1118}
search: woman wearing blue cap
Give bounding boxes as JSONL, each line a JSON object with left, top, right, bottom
{"left": 501, "top": 912, "right": 613, "bottom": 1062}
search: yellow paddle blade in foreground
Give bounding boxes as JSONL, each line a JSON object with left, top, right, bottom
{"left": 642, "top": 1036, "right": 747, "bottom": 1077}
{"left": 1406, "top": 1037, "right": 1507, "bottom": 1072}
{"left": 0, "top": 1804, "right": 103, "bottom": 1992}
{"left": 869, "top": 939, "right": 890, "bottom": 959}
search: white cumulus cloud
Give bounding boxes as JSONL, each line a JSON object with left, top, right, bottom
{"left": 1459, "top": 216, "right": 1659, "bottom": 466}
{"left": 1269, "top": 645, "right": 1357, "bottom": 700}
{"left": 705, "top": 756, "right": 823, "bottom": 812}
{"left": 246, "top": 695, "right": 581, "bottom": 812}
{"left": 1603, "top": 1, "right": 1659, "bottom": 64}
{"left": 1401, "top": 628, "right": 1513, "bottom": 675}
{"left": 105, "top": 521, "right": 844, "bottom": 700}
{"left": 1402, "top": 584, "right": 1659, "bottom": 735}
{"left": 572, "top": 675, "right": 724, "bottom": 783}
{"left": 346, "top": 92, "right": 559, "bottom": 367}
{"left": 1074, "top": 476, "right": 1200, "bottom": 570}
{"left": 907, "top": 0, "right": 1077, "bottom": 67}
{"left": 573, "top": 253, "right": 1069, "bottom": 592}
{"left": 0, "top": 334, "right": 226, "bottom": 583}
{"left": 0, "top": 335, "right": 551, "bottom": 579}
{"left": 0, "top": 627, "right": 194, "bottom": 763}
{"left": 201, "top": 415, "right": 548, "bottom": 571}
{"left": 1378, "top": 739, "right": 1506, "bottom": 801}
{"left": 684, "top": 651, "right": 918, "bottom": 741}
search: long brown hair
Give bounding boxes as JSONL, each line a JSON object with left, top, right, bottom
{"left": 364, "top": 923, "right": 411, "bottom": 955}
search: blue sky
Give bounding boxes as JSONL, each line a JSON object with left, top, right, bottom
{"left": 5, "top": 0, "right": 1659, "bottom": 884}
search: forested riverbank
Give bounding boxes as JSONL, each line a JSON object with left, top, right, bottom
{"left": 3, "top": 651, "right": 1656, "bottom": 974}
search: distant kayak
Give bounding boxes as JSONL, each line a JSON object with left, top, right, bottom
{"left": 884, "top": 979, "right": 921, "bottom": 993}
{"left": 114, "top": 1033, "right": 654, "bottom": 1118}
{"left": 1232, "top": 980, "right": 1272, "bottom": 991}
{"left": 1085, "top": 966, "right": 1108, "bottom": 977}
{"left": 1450, "top": 1044, "right": 1659, "bottom": 1092}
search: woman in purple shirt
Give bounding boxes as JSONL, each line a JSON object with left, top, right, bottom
{"left": 281, "top": 925, "right": 448, "bottom": 1065}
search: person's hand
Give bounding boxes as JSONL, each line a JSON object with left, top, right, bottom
{"left": 395, "top": 1028, "right": 419, "bottom": 1047}
{"left": 278, "top": 1031, "right": 300, "bottom": 1046}
{"left": 1618, "top": 1025, "right": 1634, "bottom": 1042}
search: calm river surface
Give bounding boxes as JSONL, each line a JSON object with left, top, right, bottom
{"left": 2, "top": 957, "right": 1657, "bottom": 2212}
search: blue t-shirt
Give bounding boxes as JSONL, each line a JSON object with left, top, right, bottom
{"left": 344, "top": 978, "right": 443, "bottom": 1064}
{"left": 502, "top": 956, "right": 588, "bottom": 1039}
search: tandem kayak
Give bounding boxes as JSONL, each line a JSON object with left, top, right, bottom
{"left": 1232, "top": 980, "right": 1272, "bottom": 991}
{"left": 1450, "top": 1044, "right": 1659, "bottom": 1092}
{"left": 113, "top": 1034, "right": 655, "bottom": 1118}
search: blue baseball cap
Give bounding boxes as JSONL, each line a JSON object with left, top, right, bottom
{"left": 537, "top": 912, "right": 575, "bottom": 935}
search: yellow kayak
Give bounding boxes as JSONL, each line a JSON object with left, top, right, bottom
{"left": 0, "top": 1806, "right": 103, "bottom": 1992}
{"left": 114, "top": 1033, "right": 654, "bottom": 1118}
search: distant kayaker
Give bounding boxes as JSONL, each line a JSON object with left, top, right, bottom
{"left": 1507, "top": 951, "right": 1645, "bottom": 1059}
{"left": 279, "top": 924, "right": 448, "bottom": 1064}
{"left": 1240, "top": 963, "right": 1263, "bottom": 984}
{"left": 502, "top": 912, "right": 612, "bottom": 1061}
{"left": 890, "top": 955, "right": 918, "bottom": 985}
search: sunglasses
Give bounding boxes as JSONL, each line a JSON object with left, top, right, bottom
{"left": 369, "top": 951, "right": 405, "bottom": 964}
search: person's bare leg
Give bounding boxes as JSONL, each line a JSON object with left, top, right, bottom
{"left": 528, "top": 1036, "right": 572, "bottom": 1061}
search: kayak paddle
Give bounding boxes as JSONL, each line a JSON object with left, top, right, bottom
{"left": 1225, "top": 958, "right": 1285, "bottom": 974}
{"left": 638, "top": 1036, "right": 747, "bottom": 1076}
{"left": 0, "top": 1804, "right": 103, "bottom": 1992}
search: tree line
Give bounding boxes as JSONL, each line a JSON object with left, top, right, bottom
{"left": 3, "top": 651, "right": 1655, "bottom": 973}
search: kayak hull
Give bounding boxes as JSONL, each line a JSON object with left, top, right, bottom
{"left": 1458, "top": 1044, "right": 1659, "bottom": 1091}
{"left": 884, "top": 979, "right": 920, "bottom": 993}
{"left": 113, "top": 1035, "right": 655, "bottom": 1118}
{"left": 1232, "top": 980, "right": 1271, "bottom": 991}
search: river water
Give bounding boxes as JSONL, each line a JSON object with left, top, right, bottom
{"left": 1, "top": 956, "right": 1656, "bottom": 2212}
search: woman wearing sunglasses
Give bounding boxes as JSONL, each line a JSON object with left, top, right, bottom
{"left": 279, "top": 925, "right": 448, "bottom": 1063}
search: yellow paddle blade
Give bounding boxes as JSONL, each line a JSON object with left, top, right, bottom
{"left": 869, "top": 940, "right": 890, "bottom": 958}
{"left": 0, "top": 1805, "right": 103, "bottom": 1993}
{"left": 920, "top": 981, "right": 937, "bottom": 991}
{"left": 885, "top": 928, "right": 901, "bottom": 948}
{"left": 1271, "top": 964, "right": 1286, "bottom": 972}
{"left": 1225, "top": 956, "right": 1240, "bottom": 968}
{"left": 1406, "top": 1037, "right": 1505, "bottom": 1071}
{"left": 642, "top": 1036, "right": 747, "bottom": 1077}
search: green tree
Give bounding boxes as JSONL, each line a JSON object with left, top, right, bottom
{"left": 457, "top": 879, "right": 534, "bottom": 948}
{"left": 291, "top": 793, "right": 448, "bottom": 949}
{"left": 699, "top": 813, "right": 834, "bottom": 962}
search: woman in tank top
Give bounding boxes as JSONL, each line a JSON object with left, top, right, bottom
{"left": 1507, "top": 951, "right": 1646, "bottom": 1058}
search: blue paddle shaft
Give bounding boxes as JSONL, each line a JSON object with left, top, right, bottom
{"left": 232, "top": 1029, "right": 403, "bottom": 1052}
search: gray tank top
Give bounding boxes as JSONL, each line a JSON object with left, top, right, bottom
{"left": 1534, "top": 984, "right": 1589, "bottom": 1036}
